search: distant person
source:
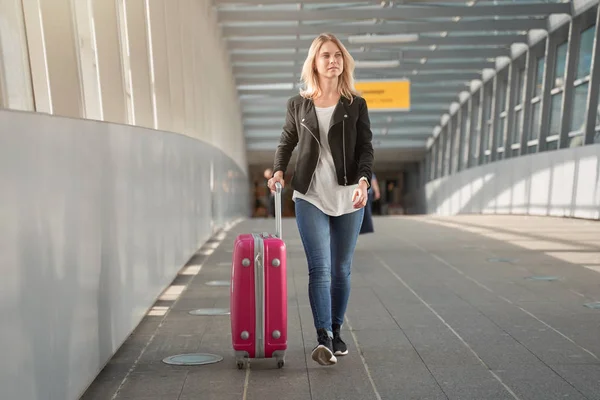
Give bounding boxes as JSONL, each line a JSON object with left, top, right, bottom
{"left": 268, "top": 33, "right": 374, "bottom": 367}
{"left": 360, "top": 172, "right": 380, "bottom": 234}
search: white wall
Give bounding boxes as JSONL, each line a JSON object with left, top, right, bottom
{"left": 422, "top": 145, "right": 600, "bottom": 220}
{"left": 0, "top": 0, "right": 248, "bottom": 398}
{"left": 0, "top": 109, "right": 248, "bottom": 400}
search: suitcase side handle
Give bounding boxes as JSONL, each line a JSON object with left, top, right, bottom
{"left": 275, "top": 182, "right": 282, "bottom": 239}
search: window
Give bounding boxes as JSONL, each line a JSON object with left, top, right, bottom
{"left": 534, "top": 56, "right": 545, "bottom": 97}
{"left": 569, "top": 25, "right": 596, "bottom": 146}
{"left": 528, "top": 102, "right": 541, "bottom": 152}
{"left": 516, "top": 67, "right": 525, "bottom": 104}
{"left": 512, "top": 109, "right": 524, "bottom": 157}
{"left": 577, "top": 26, "right": 595, "bottom": 78}
{"left": 554, "top": 42, "right": 567, "bottom": 89}
{"left": 469, "top": 94, "right": 480, "bottom": 167}
{"left": 437, "top": 131, "right": 444, "bottom": 178}
{"left": 546, "top": 41, "right": 568, "bottom": 149}
{"left": 482, "top": 83, "right": 493, "bottom": 163}
{"left": 548, "top": 93, "right": 562, "bottom": 138}
{"left": 527, "top": 53, "right": 546, "bottom": 154}
{"left": 460, "top": 104, "right": 469, "bottom": 171}
{"left": 510, "top": 65, "right": 526, "bottom": 157}
{"left": 444, "top": 125, "right": 452, "bottom": 176}
{"left": 430, "top": 143, "right": 437, "bottom": 180}
{"left": 495, "top": 74, "right": 509, "bottom": 159}
{"left": 451, "top": 115, "right": 460, "bottom": 174}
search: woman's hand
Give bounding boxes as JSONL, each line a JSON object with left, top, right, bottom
{"left": 268, "top": 171, "right": 285, "bottom": 193}
{"left": 352, "top": 181, "right": 369, "bottom": 209}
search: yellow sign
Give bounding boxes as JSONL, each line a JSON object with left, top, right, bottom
{"left": 355, "top": 80, "right": 411, "bottom": 111}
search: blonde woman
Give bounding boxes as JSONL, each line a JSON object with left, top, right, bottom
{"left": 268, "top": 33, "right": 374, "bottom": 366}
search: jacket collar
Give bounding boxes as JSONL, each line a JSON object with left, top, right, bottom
{"left": 301, "top": 96, "right": 351, "bottom": 135}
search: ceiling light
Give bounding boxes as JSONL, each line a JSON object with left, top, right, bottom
{"left": 429, "top": 45, "right": 437, "bottom": 51}
{"left": 348, "top": 33, "right": 419, "bottom": 44}
{"left": 420, "top": 57, "right": 427, "bottom": 64}
{"left": 355, "top": 60, "right": 400, "bottom": 69}
{"left": 440, "top": 31, "right": 448, "bottom": 37}
{"left": 453, "top": 16, "right": 461, "bottom": 22}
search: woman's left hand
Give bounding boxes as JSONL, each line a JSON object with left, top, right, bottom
{"left": 351, "top": 183, "right": 368, "bottom": 209}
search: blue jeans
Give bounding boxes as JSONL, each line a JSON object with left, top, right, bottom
{"left": 295, "top": 198, "right": 364, "bottom": 337}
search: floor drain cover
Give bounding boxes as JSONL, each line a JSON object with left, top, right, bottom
{"left": 583, "top": 302, "right": 600, "bottom": 309}
{"left": 205, "top": 280, "right": 230, "bottom": 287}
{"left": 487, "top": 258, "right": 516, "bottom": 263}
{"left": 525, "top": 276, "right": 560, "bottom": 281}
{"left": 162, "top": 353, "right": 223, "bottom": 366}
{"left": 188, "top": 308, "right": 230, "bottom": 316}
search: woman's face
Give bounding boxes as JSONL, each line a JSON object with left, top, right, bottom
{"left": 315, "top": 40, "right": 343, "bottom": 79}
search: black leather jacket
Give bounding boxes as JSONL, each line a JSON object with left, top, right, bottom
{"left": 273, "top": 94, "right": 374, "bottom": 194}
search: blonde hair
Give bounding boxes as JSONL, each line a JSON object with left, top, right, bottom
{"left": 299, "top": 33, "right": 359, "bottom": 103}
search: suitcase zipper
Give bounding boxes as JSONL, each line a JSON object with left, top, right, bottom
{"left": 253, "top": 234, "right": 265, "bottom": 358}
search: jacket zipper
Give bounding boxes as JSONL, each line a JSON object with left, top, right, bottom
{"left": 342, "top": 115, "right": 348, "bottom": 185}
{"left": 301, "top": 121, "right": 321, "bottom": 189}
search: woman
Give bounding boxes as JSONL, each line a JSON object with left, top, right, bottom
{"left": 267, "top": 33, "right": 374, "bottom": 366}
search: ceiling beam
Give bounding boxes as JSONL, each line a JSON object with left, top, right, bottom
{"left": 243, "top": 109, "right": 443, "bottom": 117}
{"left": 244, "top": 114, "right": 442, "bottom": 122}
{"left": 236, "top": 71, "right": 481, "bottom": 81}
{"left": 244, "top": 123, "right": 437, "bottom": 133}
{"left": 226, "top": 35, "right": 526, "bottom": 50}
{"left": 246, "top": 131, "right": 432, "bottom": 140}
{"left": 230, "top": 48, "right": 510, "bottom": 62}
{"left": 246, "top": 139, "right": 426, "bottom": 151}
{"left": 233, "top": 61, "right": 495, "bottom": 74}
{"left": 221, "top": 19, "right": 547, "bottom": 37}
{"left": 242, "top": 103, "right": 454, "bottom": 112}
{"left": 240, "top": 94, "right": 461, "bottom": 104}
{"left": 237, "top": 87, "right": 466, "bottom": 96}
{"left": 217, "top": 4, "right": 571, "bottom": 23}
{"left": 238, "top": 86, "right": 468, "bottom": 95}
{"left": 236, "top": 73, "right": 478, "bottom": 85}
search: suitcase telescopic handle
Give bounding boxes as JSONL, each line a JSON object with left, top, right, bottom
{"left": 275, "top": 182, "right": 282, "bottom": 239}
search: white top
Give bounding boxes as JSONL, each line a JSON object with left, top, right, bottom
{"left": 293, "top": 105, "right": 361, "bottom": 217}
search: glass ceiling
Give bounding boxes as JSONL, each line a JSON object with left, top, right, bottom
{"left": 214, "top": 0, "right": 574, "bottom": 149}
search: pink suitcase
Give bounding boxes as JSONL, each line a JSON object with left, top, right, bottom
{"left": 230, "top": 183, "right": 287, "bottom": 369}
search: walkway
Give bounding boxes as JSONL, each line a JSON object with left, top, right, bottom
{"left": 82, "top": 215, "right": 600, "bottom": 400}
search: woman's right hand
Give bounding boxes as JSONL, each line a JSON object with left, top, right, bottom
{"left": 268, "top": 171, "right": 285, "bottom": 193}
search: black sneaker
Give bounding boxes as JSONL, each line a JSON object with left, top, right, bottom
{"left": 332, "top": 324, "right": 348, "bottom": 356}
{"left": 311, "top": 328, "right": 337, "bottom": 366}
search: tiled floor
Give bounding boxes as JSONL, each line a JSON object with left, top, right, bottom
{"left": 81, "top": 215, "right": 600, "bottom": 400}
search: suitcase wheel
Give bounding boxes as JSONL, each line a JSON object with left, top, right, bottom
{"left": 235, "top": 351, "right": 249, "bottom": 370}
{"left": 274, "top": 350, "right": 285, "bottom": 369}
